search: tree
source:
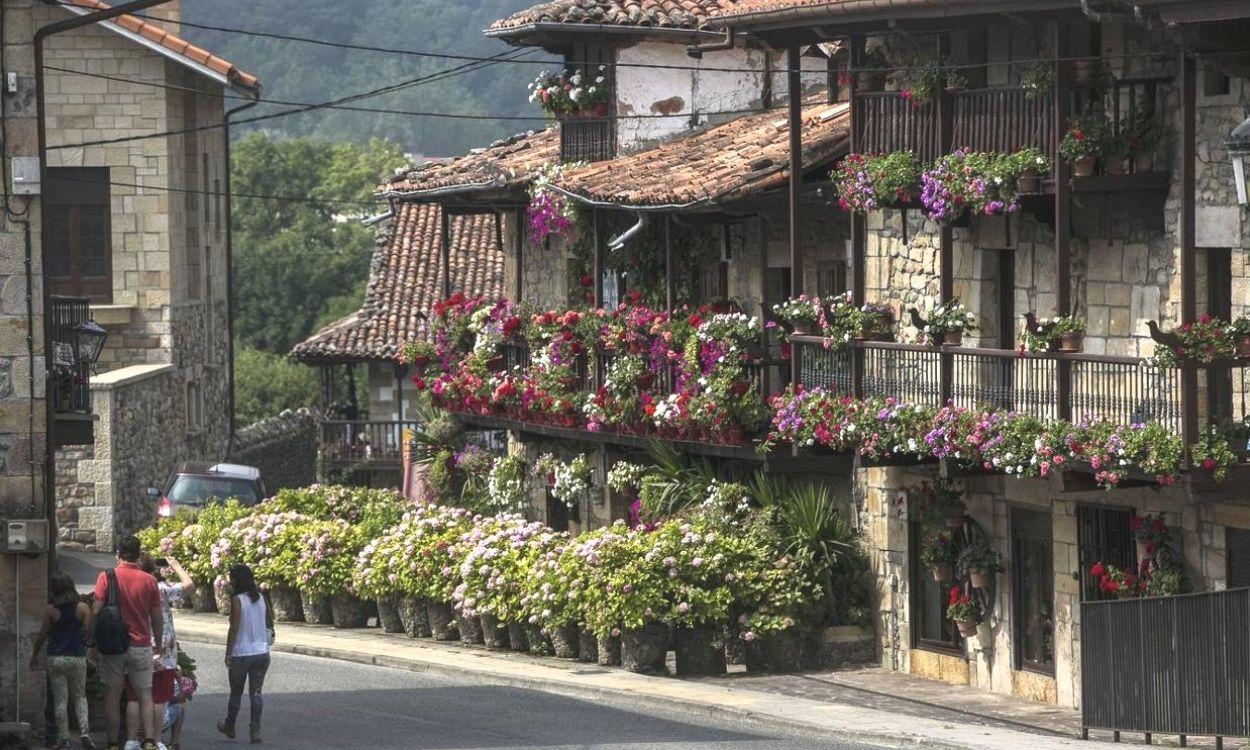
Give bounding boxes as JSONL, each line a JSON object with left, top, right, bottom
{"left": 233, "top": 347, "right": 321, "bottom": 427}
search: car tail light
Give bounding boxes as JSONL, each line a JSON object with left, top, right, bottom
{"left": 156, "top": 496, "right": 173, "bottom": 518}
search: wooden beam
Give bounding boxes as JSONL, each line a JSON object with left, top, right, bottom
{"left": 1180, "top": 51, "right": 1200, "bottom": 451}
{"left": 440, "top": 205, "right": 452, "bottom": 299}
{"left": 788, "top": 45, "right": 805, "bottom": 298}
{"left": 514, "top": 207, "right": 524, "bottom": 302}
{"left": 849, "top": 36, "right": 865, "bottom": 398}
{"left": 1054, "top": 21, "right": 1073, "bottom": 421}
{"left": 665, "top": 214, "right": 675, "bottom": 313}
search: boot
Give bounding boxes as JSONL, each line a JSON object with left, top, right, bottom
{"left": 249, "top": 720, "right": 261, "bottom": 744}
{"left": 217, "top": 720, "right": 236, "bottom": 740}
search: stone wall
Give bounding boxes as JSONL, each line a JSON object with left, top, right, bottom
{"left": 232, "top": 408, "right": 318, "bottom": 495}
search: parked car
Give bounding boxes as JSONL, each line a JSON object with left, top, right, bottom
{"left": 152, "top": 462, "right": 267, "bottom": 519}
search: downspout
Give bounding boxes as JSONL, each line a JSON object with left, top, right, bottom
{"left": 608, "top": 213, "right": 648, "bottom": 251}
{"left": 223, "top": 98, "right": 259, "bottom": 459}
{"left": 686, "top": 27, "right": 735, "bottom": 60}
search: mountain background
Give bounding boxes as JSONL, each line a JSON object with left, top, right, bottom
{"left": 181, "top": 0, "right": 544, "bottom": 157}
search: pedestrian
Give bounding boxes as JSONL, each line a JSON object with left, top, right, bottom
{"left": 164, "top": 671, "right": 197, "bottom": 750}
{"left": 90, "top": 535, "right": 163, "bottom": 750}
{"left": 218, "top": 564, "right": 272, "bottom": 744}
{"left": 123, "top": 554, "right": 194, "bottom": 750}
{"left": 29, "top": 571, "right": 95, "bottom": 750}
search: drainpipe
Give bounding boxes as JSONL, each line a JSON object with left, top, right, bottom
{"left": 686, "top": 27, "right": 735, "bottom": 59}
{"left": 223, "top": 99, "right": 258, "bottom": 459}
{"left": 608, "top": 213, "right": 648, "bottom": 251}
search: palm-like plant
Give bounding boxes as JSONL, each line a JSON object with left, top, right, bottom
{"left": 636, "top": 441, "right": 719, "bottom": 517}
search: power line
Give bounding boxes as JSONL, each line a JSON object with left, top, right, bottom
{"left": 51, "top": 172, "right": 386, "bottom": 208}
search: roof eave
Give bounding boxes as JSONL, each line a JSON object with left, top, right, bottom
{"left": 484, "top": 21, "right": 724, "bottom": 46}
{"left": 711, "top": 0, "right": 1080, "bottom": 32}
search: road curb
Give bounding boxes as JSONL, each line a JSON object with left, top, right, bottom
{"left": 181, "top": 626, "right": 1065, "bottom": 750}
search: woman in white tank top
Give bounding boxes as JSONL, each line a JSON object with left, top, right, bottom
{"left": 219, "top": 564, "right": 272, "bottom": 743}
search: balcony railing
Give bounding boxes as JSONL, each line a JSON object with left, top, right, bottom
{"left": 950, "top": 87, "right": 1056, "bottom": 156}
{"left": 794, "top": 338, "right": 1185, "bottom": 436}
{"left": 320, "top": 420, "right": 418, "bottom": 487}
{"left": 560, "top": 116, "right": 616, "bottom": 164}
{"left": 855, "top": 92, "right": 941, "bottom": 162}
{"left": 50, "top": 296, "right": 91, "bottom": 415}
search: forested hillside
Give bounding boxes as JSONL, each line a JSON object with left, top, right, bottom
{"left": 181, "top": 0, "right": 543, "bottom": 156}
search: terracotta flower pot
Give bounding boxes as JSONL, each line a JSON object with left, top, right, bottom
{"left": 1105, "top": 158, "right": 1128, "bottom": 175}
{"left": 1136, "top": 539, "right": 1156, "bottom": 562}
{"left": 1017, "top": 174, "right": 1042, "bottom": 194}
{"left": 330, "top": 595, "right": 372, "bottom": 629}
{"left": 399, "top": 596, "right": 431, "bottom": 638}
{"left": 932, "top": 563, "right": 953, "bottom": 582}
{"left": 855, "top": 326, "right": 876, "bottom": 341}
{"left": 549, "top": 623, "right": 579, "bottom": 659}
{"left": 635, "top": 372, "right": 655, "bottom": 390}
{"left": 1058, "top": 331, "right": 1084, "bottom": 353}
{"left": 674, "top": 627, "right": 726, "bottom": 677}
{"left": 1073, "top": 156, "right": 1096, "bottom": 177}
{"left": 427, "top": 601, "right": 458, "bottom": 641}
{"left": 620, "top": 622, "right": 670, "bottom": 675}
{"left": 791, "top": 320, "right": 814, "bottom": 336}
{"left": 1237, "top": 334, "right": 1250, "bottom": 359}
{"left": 1134, "top": 152, "right": 1154, "bottom": 173}
{"left": 376, "top": 594, "right": 405, "bottom": 634}
{"left": 267, "top": 585, "right": 303, "bottom": 623}
{"left": 480, "top": 614, "right": 511, "bottom": 650}
{"left": 969, "top": 570, "right": 992, "bottom": 590}
{"left": 300, "top": 591, "right": 333, "bottom": 625}
{"left": 597, "top": 633, "right": 622, "bottom": 667}
{"left": 956, "top": 619, "right": 979, "bottom": 638}
{"left": 943, "top": 330, "right": 964, "bottom": 347}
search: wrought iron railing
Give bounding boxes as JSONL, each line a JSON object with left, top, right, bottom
{"left": 560, "top": 116, "right": 616, "bottom": 164}
{"left": 50, "top": 296, "right": 91, "bottom": 414}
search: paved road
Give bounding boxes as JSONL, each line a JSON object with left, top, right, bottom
{"left": 174, "top": 642, "right": 884, "bottom": 750}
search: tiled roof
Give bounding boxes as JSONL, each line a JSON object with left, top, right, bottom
{"left": 490, "top": 0, "right": 742, "bottom": 34}
{"left": 291, "top": 204, "right": 504, "bottom": 364}
{"left": 381, "top": 129, "right": 559, "bottom": 200}
{"left": 552, "top": 99, "right": 849, "bottom": 208}
{"left": 712, "top": 0, "right": 1075, "bottom": 24}
{"left": 54, "top": 0, "right": 260, "bottom": 92}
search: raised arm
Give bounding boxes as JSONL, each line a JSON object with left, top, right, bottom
{"left": 167, "top": 557, "right": 195, "bottom": 596}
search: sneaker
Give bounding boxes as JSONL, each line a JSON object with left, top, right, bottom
{"left": 80, "top": 736, "right": 96, "bottom": 750}
{"left": 140, "top": 741, "right": 157, "bottom": 750}
{"left": 123, "top": 742, "right": 140, "bottom": 750}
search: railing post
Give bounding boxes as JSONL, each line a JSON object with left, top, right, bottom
{"left": 1180, "top": 52, "right": 1199, "bottom": 452}
{"left": 849, "top": 37, "right": 866, "bottom": 400}
{"left": 1054, "top": 22, "right": 1073, "bottom": 422}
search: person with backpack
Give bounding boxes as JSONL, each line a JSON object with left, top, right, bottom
{"left": 29, "top": 571, "right": 95, "bottom": 750}
{"left": 90, "top": 535, "right": 163, "bottom": 750}
{"left": 218, "top": 564, "right": 272, "bottom": 744}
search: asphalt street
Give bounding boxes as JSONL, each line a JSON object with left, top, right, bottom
{"left": 174, "top": 642, "right": 886, "bottom": 750}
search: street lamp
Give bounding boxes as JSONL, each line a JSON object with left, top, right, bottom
{"left": 73, "top": 320, "right": 108, "bottom": 368}
{"left": 1227, "top": 108, "right": 1250, "bottom": 205}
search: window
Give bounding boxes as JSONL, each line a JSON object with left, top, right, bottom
{"left": 186, "top": 244, "right": 203, "bottom": 301}
{"left": 47, "top": 168, "right": 112, "bottom": 302}
{"left": 909, "top": 521, "right": 963, "bottom": 651}
{"left": 1012, "top": 508, "right": 1054, "bottom": 674}
{"left": 1228, "top": 528, "right": 1250, "bottom": 589}
{"left": 1203, "top": 63, "right": 1231, "bottom": 98}
{"left": 1076, "top": 504, "right": 1136, "bottom": 601}
{"left": 698, "top": 262, "right": 728, "bottom": 303}
{"left": 765, "top": 268, "right": 792, "bottom": 317}
{"left": 186, "top": 380, "right": 203, "bottom": 435}
{"left": 815, "top": 265, "right": 848, "bottom": 297}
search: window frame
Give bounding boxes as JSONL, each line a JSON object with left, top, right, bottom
{"left": 908, "top": 520, "right": 965, "bottom": 655}
{"left": 46, "top": 167, "right": 113, "bottom": 303}
{"left": 1011, "top": 507, "right": 1055, "bottom": 675}
{"left": 1076, "top": 503, "right": 1137, "bottom": 602}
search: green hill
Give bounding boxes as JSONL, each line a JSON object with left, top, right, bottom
{"left": 181, "top": 0, "right": 545, "bottom": 157}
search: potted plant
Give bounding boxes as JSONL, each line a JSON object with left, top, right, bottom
{"left": 957, "top": 537, "right": 1002, "bottom": 589}
{"left": 1021, "top": 315, "right": 1086, "bottom": 353}
{"left": 773, "top": 295, "right": 825, "bottom": 336}
{"left": 854, "top": 46, "right": 891, "bottom": 92}
{"left": 1059, "top": 114, "right": 1111, "bottom": 177}
{"left": 1011, "top": 148, "right": 1053, "bottom": 194}
{"left": 1153, "top": 316, "right": 1237, "bottom": 365}
{"left": 921, "top": 531, "right": 960, "bottom": 582}
{"left": 946, "top": 587, "right": 980, "bottom": 637}
{"left": 1234, "top": 318, "right": 1250, "bottom": 358}
{"left": 925, "top": 300, "right": 978, "bottom": 346}
{"left": 853, "top": 302, "right": 894, "bottom": 341}
{"left": 528, "top": 66, "right": 611, "bottom": 118}
{"left": 920, "top": 150, "right": 1023, "bottom": 223}
{"left": 1089, "top": 562, "right": 1143, "bottom": 599}
{"left": 403, "top": 340, "right": 436, "bottom": 370}
{"left": 1129, "top": 513, "right": 1170, "bottom": 562}
{"left": 1021, "top": 60, "right": 1053, "bottom": 100}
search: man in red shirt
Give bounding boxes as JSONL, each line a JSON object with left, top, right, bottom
{"left": 89, "top": 535, "right": 163, "bottom": 750}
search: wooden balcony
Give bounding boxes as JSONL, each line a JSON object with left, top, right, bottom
{"left": 950, "top": 87, "right": 1056, "bottom": 156}
{"left": 854, "top": 92, "right": 940, "bottom": 162}
{"left": 559, "top": 116, "right": 616, "bottom": 164}
{"left": 320, "top": 420, "right": 418, "bottom": 488}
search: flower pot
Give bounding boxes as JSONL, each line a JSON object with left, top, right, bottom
{"left": 969, "top": 570, "right": 992, "bottom": 590}
{"left": 1136, "top": 539, "right": 1156, "bottom": 563}
{"left": 942, "top": 330, "right": 964, "bottom": 347}
{"left": 1105, "top": 158, "right": 1128, "bottom": 175}
{"left": 1017, "top": 174, "right": 1042, "bottom": 194}
{"left": 578, "top": 629, "right": 599, "bottom": 662}
{"left": 620, "top": 622, "right": 670, "bottom": 675}
{"left": 744, "top": 628, "right": 804, "bottom": 673}
{"left": 458, "top": 614, "right": 484, "bottom": 645}
{"left": 1058, "top": 331, "right": 1084, "bottom": 353}
{"left": 300, "top": 591, "right": 333, "bottom": 625}
{"left": 674, "top": 627, "right": 726, "bottom": 677}
{"left": 635, "top": 372, "right": 655, "bottom": 390}
{"left": 854, "top": 326, "right": 876, "bottom": 341}
{"left": 596, "top": 633, "right": 622, "bottom": 667}
{"left": 190, "top": 583, "right": 217, "bottom": 613}
{"left": 427, "top": 601, "right": 458, "bottom": 641}
{"left": 480, "top": 615, "right": 511, "bottom": 650}
{"left": 376, "top": 594, "right": 404, "bottom": 634}
{"left": 399, "top": 596, "right": 431, "bottom": 638}
{"left": 956, "top": 619, "right": 979, "bottom": 638}
{"left": 507, "top": 622, "right": 530, "bottom": 652}
{"left": 1237, "top": 334, "right": 1250, "bottom": 359}
{"left": 855, "top": 71, "right": 888, "bottom": 92}
{"left": 791, "top": 320, "right": 814, "bottom": 336}
{"left": 931, "top": 563, "right": 953, "bottom": 582}
{"left": 1072, "top": 156, "right": 1096, "bottom": 178}
{"left": 267, "top": 585, "right": 303, "bottom": 623}
{"left": 1134, "top": 152, "right": 1154, "bottom": 173}
{"left": 330, "top": 595, "right": 372, "bottom": 629}
{"left": 549, "top": 623, "right": 579, "bottom": 659}
{"left": 213, "top": 582, "right": 233, "bottom": 615}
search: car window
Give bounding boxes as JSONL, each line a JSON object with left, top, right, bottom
{"left": 167, "top": 476, "right": 260, "bottom": 506}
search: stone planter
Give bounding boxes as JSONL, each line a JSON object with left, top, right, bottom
{"left": 399, "top": 596, "right": 432, "bottom": 639}
{"left": 190, "top": 584, "right": 217, "bottom": 614}
{"left": 301, "top": 591, "right": 333, "bottom": 625}
{"left": 744, "top": 628, "right": 804, "bottom": 674}
{"left": 330, "top": 595, "right": 372, "bottom": 629}
{"left": 674, "top": 627, "right": 726, "bottom": 676}
{"left": 942, "top": 330, "right": 964, "bottom": 347}
{"left": 376, "top": 595, "right": 404, "bottom": 634}
{"left": 427, "top": 601, "right": 458, "bottom": 641}
{"left": 596, "top": 633, "right": 622, "bottom": 667}
{"left": 268, "top": 585, "right": 303, "bottom": 623}
{"left": 620, "top": 622, "right": 669, "bottom": 675}
{"left": 458, "top": 614, "right": 484, "bottom": 645}
{"left": 507, "top": 622, "right": 530, "bottom": 652}
{"left": 480, "top": 615, "right": 510, "bottom": 650}
{"left": 577, "top": 630, "right": 599, "bottom": 663}
{"left": 549, "top": 623, "right": 579, "bottom": 659}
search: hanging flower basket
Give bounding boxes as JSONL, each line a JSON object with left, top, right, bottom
{"left": 932, "top": 563, "right": 954, "bottom": 582}
{"left": 969, "top": 569, "right": 992, "bottom": 589}
{"left": 1058, "top": 331, "right": 1084, "bottom": 353}
{"left": 956, "top": 619, "right": 979, "bottom": 638}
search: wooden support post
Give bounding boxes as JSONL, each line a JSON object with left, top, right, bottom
{"left": 788, "top": 45, "right": 804, "bottom": 298}
{"left": 440, "top": 205, "right": 452, "bottom": 299}
{"left": 513, "top": 207, "right": 524, "bottom": 302}
{"left": 1054, "top": 22, "right": 1073, "bottom": 421}
{"left": 937, "top": 34, "right": 953, "bottom": 405}
{"left": 849, "top": 36, "right": 865, "bottom": 398}
{"left": 1180, "top": 51, "right": 1200, "bottom": 452}
{"left": 592, "top": 209, "right": 604, "bottom": 308}
{"left": 665, "top": 214, "right": 675, "bottom": 313}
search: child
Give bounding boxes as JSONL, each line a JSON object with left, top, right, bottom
{"left": 30, "top": 571, "right": 95, "bottom": 750}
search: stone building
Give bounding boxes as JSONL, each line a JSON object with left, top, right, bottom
{"left": 43, "top": 0, "right": 259, "bottom": 552}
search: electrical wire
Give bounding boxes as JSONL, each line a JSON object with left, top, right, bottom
{"left": 49, "top": 172, "right": 387, "bottom": 208}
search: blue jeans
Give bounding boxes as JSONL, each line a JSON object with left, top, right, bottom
{"left": 225, "top": 653, "right": 270, "bottom": 728}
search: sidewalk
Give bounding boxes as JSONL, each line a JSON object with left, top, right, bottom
{"left": 175, "top": 612, "right": 1171, "bottom": 750}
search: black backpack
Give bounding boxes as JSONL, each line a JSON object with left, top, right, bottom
{"left": 95, "top": 569, "right": 130, "bottom": 656}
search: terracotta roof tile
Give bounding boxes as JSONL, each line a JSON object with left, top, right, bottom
{"left": 492, "top": 0, "right": 743, "bottom": 33}
{"left": 713, "top": 0, "right": 1076, "bottom": 24}
{"left": 553, "top": 98, "right": 849, "bottom": 208}
{"left": 56, "top": 0, "right": 260, "bottom": 92}
{"left": 291, "top": 204, "right": 504, "bottom": 364}
{"left": 381, "top": 129, "right": 559, "bottom": 200}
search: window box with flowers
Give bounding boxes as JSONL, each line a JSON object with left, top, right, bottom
{"left": 920, "top": 150, "right": 1029, "bottom": 224}
{"left": 1150, "top": 316, "right": 1236, "bottom": 366}
{"left": 854, "top": 302, "right": 895, "bottom": 341}
{"left": 772, "top": 294, "right": 826, "bottom": 336}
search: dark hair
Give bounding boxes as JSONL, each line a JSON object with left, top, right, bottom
{"left": 49, "top": 571, "right": 78, "bottom": 606}
{"left": 137, "top": 553, "right": 165, "bottom": 582}
{"left": 229, "top": 564, "right": 260, "bottom": 603}
{"left": 118, "top": 535, "right": 142, "bottom": 562}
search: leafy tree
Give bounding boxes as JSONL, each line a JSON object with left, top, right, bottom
{"left": 233, "top": 347, "right": 320, "bottom": 427}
